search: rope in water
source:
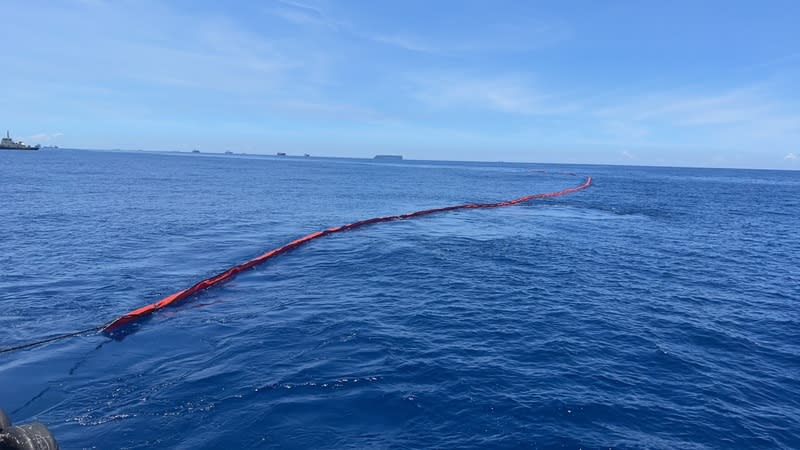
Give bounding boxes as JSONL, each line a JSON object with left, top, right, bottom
{"left": 0, "top": 173, "right": 592, "bottom": 353}
{"left": 0, "top": 326, "right": 103, "bottom": 354}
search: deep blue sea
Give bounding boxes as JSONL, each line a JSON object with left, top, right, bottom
{"left": 1, "top": 149, "right": 798, "bottom": 449}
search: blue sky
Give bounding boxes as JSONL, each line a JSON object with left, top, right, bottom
{"left": 3, "top": 0, "right": 799, "bottom": 168}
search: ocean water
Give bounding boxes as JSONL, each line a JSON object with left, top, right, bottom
{"left": 1, "top": 149, "right": 798, "bottom": 449}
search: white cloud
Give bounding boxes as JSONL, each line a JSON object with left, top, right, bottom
{"left": 785, "top": 152, "right": 798, "bottom": 160}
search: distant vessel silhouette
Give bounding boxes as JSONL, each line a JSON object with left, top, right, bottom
{"left": 374, "top": 154, "right": 402, "bottom": 160}
{"left": 0, "top": 131, "right": 39, "bottom": 150}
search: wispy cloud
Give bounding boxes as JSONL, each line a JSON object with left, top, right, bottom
{"left": 738, "top": 51, "right": 800, "bottom": 73}
{"left": 26, "top": 132, "right": 63, "bottom": 144}
{"left": 276, "top": 0, "right": 324, "bottom": 17}
{"left": 412, "top": 74, "right": 577, "bottom": 115}
{"left": 360, "top": 10, "right": 572, "bottom": 54}
{"left": 592, "top": 84, "right": 800, "bottom": 150}
{"left": 269, "top": 0, "right": 341, "bottom": 29}
{"left": 786, "top": 152, "right": 798, "bottom": 160}
{"left": 608, "top": 86, "right": 779, "bottom": 126}
{"left": 366, "top": 21, "right": 570, "bottom": 54}
{"left": 279, "top": 99, "right": 384, "bottom": 121}
{"left": 266, "top": 2, "right": 569, "bottom": 55}
{"left": 368, "top": 34, "right": 438, "bottom": 53}
{"left": 6, "top": 2, "right": 305, "bottom": 94}
{"left": 601, "top": 121, "right": 650, "bottom": 141}
{"left": 405, "top": 70, "right": 800, "bottom": 163}
{"left": 3, "top": 1, "right": 341, "bottom": 109}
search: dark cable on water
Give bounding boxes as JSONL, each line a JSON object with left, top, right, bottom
{"left": 0, "top": 173, "right": 592, "bottom": 355}
{"left": 0, "top": 326, "right": 104, "bottom": 354}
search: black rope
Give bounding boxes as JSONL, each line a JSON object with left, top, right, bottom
{"left": 0, "top": 326, "right": 104, "bottom": 354}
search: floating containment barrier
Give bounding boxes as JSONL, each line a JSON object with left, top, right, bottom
{"left": 102, "top": 174, "right": 592, "bottom": 333}
{"left": 1, "top": 173, "right": 592, "bottom": 352}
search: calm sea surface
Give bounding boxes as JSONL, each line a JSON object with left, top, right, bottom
{"left": 1, "top": 149, "right": 798, "bottom": 448}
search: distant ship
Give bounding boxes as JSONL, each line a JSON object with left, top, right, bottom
{"left": 224, "top": 151, "right": 233, "bottom": 155}
{"left": 277, "top": 152, "right": 287, "bottom": 156}
{"left": 0, "top": 131, "right": 39, "bottom": 150}
{"left": 374, "top": 154, "right": 402, "bottom": 160}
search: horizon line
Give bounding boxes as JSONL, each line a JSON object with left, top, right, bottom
{"left": 41, "top": 146, "right": 800, "bottom": 173}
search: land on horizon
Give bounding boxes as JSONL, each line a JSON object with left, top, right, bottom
{"left": 25, "top": 145, "right": 799, "bottom": 172}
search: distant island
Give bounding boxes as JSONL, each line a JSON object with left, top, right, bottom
{"left": 374, "top": 154, "right": 402, "bottom": 160}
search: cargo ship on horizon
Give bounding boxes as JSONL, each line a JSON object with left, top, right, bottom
{"left": 0, "top": 131, "right": 39, "bottom": 150}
